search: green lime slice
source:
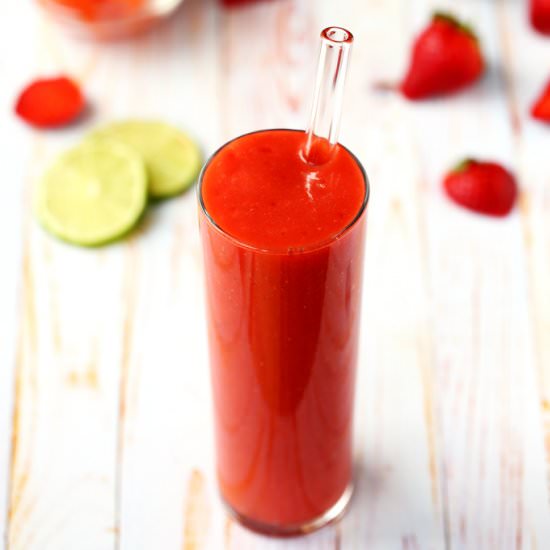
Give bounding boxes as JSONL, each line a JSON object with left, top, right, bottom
{"left": 36, "top": 140, "right": 147, "bottom": 247}
{"left": 89, "top": 121, "right": 202, "bottom": 198}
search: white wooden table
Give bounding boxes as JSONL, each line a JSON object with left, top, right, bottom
{"left": 1, "top": 0, "right": 550, "bottom": 548}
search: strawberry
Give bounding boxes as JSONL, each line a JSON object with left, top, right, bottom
{"left": 15, "top": 76, "right": 85, "bottom": 128}
{"left": 401, "top": 12, "right": 485, "bottom": 100}
{"left": 530, "top": 0, "right": 550, "bottom": 34}
{"left": 531, "top": 78, "right": 550, "bottom": 123}
{"left": 443, "top": 159, "right": 517, "bottom": 217}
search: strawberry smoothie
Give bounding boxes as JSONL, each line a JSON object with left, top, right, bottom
{"left": 199, "top": 129, "right": 368, "bottom": 533}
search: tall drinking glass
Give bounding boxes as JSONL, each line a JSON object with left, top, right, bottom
{"left": 198, "top": 28, "right": 369, "bottom": 536}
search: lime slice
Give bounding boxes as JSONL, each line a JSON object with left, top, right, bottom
{"left": 90, "top": 121, "right": 202, "bottom": 198}
{"left": 36, "top": 140, "right": 147, "bottom": 246}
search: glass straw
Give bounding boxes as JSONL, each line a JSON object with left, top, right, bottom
{"left": 303, "top": 27, "right": 354, "bottom": 164}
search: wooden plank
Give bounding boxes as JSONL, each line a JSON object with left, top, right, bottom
{"left": 218, "top": 0, "right": 317, "bottom": 138}
{"left": 113, "top": 2, "right": 223, "bottom": 549}
{"left": 0, "top": 6, "right": 39, "bottom": 548}
{"left": 401, "top": 0, "right": 550, "bottom": 547}
{"left": 496, "top": 0, "right": 550, "bottom": 545}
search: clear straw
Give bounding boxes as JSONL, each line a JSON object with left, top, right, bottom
{"left": 303, "top": 27, "right": 354, "bottom": 164}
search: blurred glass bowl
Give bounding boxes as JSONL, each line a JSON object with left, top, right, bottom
{"left": 37, "top": 0, "right": 184, "bottom": 40}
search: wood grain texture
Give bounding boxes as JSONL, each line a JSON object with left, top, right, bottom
{"left": 496, "top": 1, "right": 550, "bottom": 545}
{"left": 112, "top": 3, "right": 220, "bottom": 550}
{"left": 1, "top": 0, "right": 550, "bottom": 549}
{"left": 0, "top": 6, "right": 36, "bottom": 547}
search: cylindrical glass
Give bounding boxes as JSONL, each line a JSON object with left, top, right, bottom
{"left": 199, "top": 128, "right": 368, "bottom": 536}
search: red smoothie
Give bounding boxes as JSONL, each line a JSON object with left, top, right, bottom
{"left": 199, "top": 129, "right": 368, "bottom": 533}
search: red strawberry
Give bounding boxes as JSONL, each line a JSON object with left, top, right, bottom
{"left": 15, "top": 76, "right": 85, "bottom": 128}
{"left": 530, "top": 0, "right": 550, "bottom": 34}
{"left": 443, "top": 159, "right": 517, "bottom": 217}
{"left": 401, "top": 12, "right": 485, "bottom": 100}
{"left": 531, "top": 78, "right": 550, "bottom": 123}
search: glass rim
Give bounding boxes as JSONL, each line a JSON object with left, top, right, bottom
{"left": 197, "top": 128, "right": 370, "bottom": 255}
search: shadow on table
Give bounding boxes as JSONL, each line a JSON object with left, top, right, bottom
{"left": 228, "top": 521, "right": 339, "bottom": 549}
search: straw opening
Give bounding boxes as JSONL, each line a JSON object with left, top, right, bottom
{"left": 322, "top": 27, "right": 353, "bottom": 44}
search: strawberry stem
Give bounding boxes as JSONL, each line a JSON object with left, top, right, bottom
{"left": 451, "top": 158, "right": 475, "bottom": 174}
{"left": 433, "top": 11, "right": 479, "bottom": 42}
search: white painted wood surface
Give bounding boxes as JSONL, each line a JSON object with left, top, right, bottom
{"left": 1, "top": 0, "right": 549, "bottom": 548}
